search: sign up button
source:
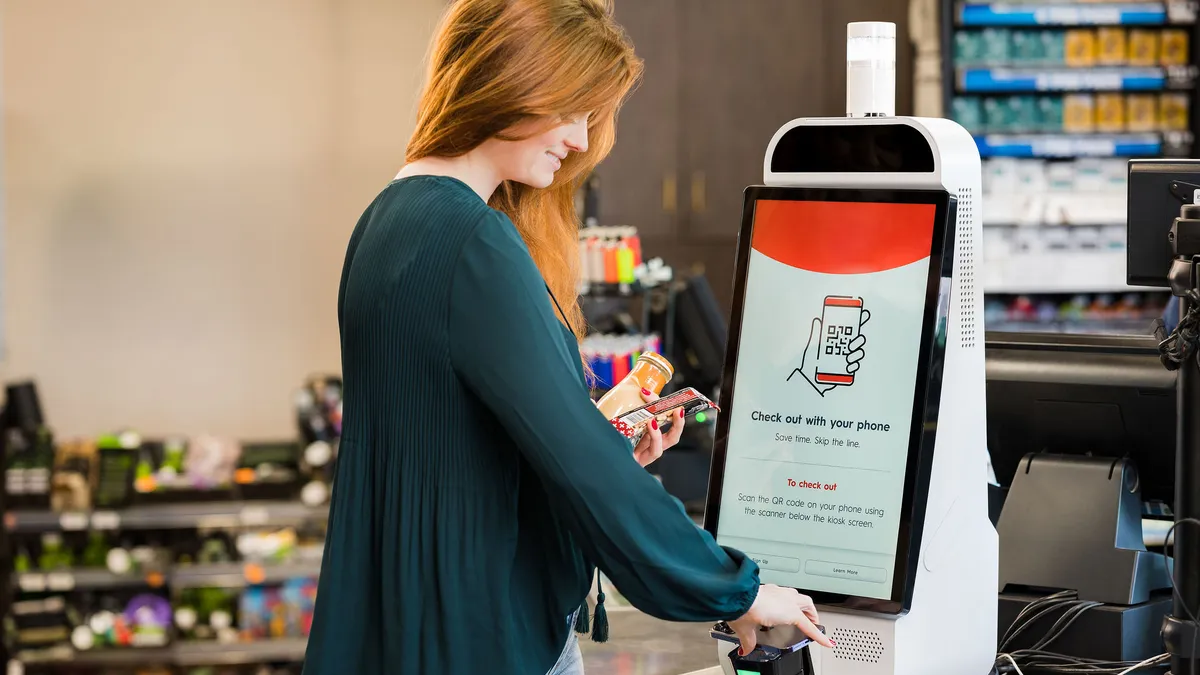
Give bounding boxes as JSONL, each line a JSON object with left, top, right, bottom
{"left": 746, "top": 553, "right": 801, "bottom": 573}
{"left": 805, "top": 560, "right": 887, "bottom": 584}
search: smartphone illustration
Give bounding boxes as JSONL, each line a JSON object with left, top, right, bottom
{"left": 815, "top": 296, "right": 864, "bottom": 386}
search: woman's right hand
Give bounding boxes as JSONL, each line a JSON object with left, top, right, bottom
{"left": 727, "top": 584, "right": 835, "bottom": 655}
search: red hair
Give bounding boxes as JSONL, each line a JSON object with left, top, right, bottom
{"left": 407, "top": 0, "right": 643, "bottom": 345}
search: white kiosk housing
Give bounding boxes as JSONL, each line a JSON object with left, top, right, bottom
{"left": 703, "top": 23, "right": 997, "bottom": 675}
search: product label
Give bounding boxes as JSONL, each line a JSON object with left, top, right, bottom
{"left": 611, "top": 387, "right": 717, "bottom": 441}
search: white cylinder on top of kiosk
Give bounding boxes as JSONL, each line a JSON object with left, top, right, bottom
{"left": 846, "top": 21, "right": 896, "bottom": 118}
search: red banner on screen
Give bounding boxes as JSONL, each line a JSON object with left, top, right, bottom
{"left": 751, "top": 200, "right": 936, "bottom": 275}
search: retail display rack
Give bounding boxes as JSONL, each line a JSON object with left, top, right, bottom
{"left": 942, "top": 0, "right": 1198, "bottom": 330}
{"left": 1, "top": 377, "right": 342, "bottom": 674}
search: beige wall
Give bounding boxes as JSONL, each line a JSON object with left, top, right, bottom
{"left": 1, "top": 0, "right": 445, "bottom": 439}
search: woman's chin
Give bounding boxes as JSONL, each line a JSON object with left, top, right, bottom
{"left": 516, "top": 172, "right": 556, "bottom": 189}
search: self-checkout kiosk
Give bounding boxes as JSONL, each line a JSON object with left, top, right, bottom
{"left": 702, "top": 22, "right": 997, "bottom": 675}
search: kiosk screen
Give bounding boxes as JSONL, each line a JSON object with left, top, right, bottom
{"left": 705, "top": 187, "right": 953, "bottom": 613}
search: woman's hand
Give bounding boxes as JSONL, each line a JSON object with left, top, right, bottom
{"left": 631, "top": 389, "right": 685, "bottom": 467}
{"left": 727, "top": 584, "right": 834, "bottom": 655}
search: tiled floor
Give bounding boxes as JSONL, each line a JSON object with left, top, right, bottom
{"left": 578, "top": 609, "right": 721, "bottom": 675}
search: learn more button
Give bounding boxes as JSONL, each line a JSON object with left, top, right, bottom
{"left": 746, "top": 553, "right": 801, "bottom": 573}
{"left": 805, "top": 560, "right": 887, "bottom": 584}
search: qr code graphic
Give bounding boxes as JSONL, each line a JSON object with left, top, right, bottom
{"left": 824, "top": 325, "right": 854, "bottom": 356}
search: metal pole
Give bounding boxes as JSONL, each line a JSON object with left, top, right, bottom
{"left": 1172, "top": 290, "right": 1200, "bottom": 675}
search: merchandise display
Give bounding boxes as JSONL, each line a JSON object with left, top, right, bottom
{"left": 955, "top": 91, "right": 1188, "bottom": 134}
{"left": 580, "top": 333, "right": 665, "bottom": 391}
{"left": 946, "top": 1, "right": 1198, "bottom": 305}
{"left": 578, "top": 225, "right": 642, "bottom": 287}
{"left": 955, "top": 26, "right": 1188, "bottom": 68}
{"left": 2, "top": 380, "right": 332, "bottom": 672}
{"left": 984, "top": 292, "right": 1167, "bottom": 333}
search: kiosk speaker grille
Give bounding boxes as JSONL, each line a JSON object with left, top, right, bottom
{"left": 830, "top": 627, "right": 885, "bottom": 663}
{"left": 956, "top": 186, "right": 977, "bottom": 349}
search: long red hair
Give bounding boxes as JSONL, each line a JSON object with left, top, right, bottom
{"left": 406, "top": 0, "right": 642, "bottom": 345}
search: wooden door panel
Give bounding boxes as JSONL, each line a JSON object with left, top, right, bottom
{"left": 680, "top": 1, "right": 830, "bottom": 239}
{"left": 593, "top": 0, "right": 680, "bottom": 236}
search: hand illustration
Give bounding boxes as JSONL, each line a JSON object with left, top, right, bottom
{"left": 787, "top": 309, "right": 869, "bottom": 396}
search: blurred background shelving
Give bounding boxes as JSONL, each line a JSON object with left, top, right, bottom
{"left": 943, "top": 0, "right": 1200, "bottom": 331}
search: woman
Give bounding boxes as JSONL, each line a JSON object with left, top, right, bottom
{"left": 303, "top": 1, "right": 833, "bottom": 673}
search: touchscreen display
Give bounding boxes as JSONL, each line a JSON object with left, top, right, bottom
{"left": 711, "top": 195, "right": 941, "bottom": 602}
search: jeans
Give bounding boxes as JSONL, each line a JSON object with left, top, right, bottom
{"left": 547, "top": 611, "right": 585, "bottom": 675}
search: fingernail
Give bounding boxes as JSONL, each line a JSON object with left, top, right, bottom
{"left": 677, "top": 409, "right": 684, "bottom": 418}
{"left": 651, "top": 419, "right": 659, "bottom": 431}
{"left": 738, "top": 648, "right": 746, "bottom": 657}
{"left": 641, "top": 388, "right": 651, "bottom": 396}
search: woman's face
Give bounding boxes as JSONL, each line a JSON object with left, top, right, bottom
{"left": 494, "top": 114, "right": 590, "bottom": 189}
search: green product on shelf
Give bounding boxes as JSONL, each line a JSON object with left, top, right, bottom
{"left": 1010, "top": 96, "right": 1040, "bottom": 133}
{"left": 955, "top": 30, "right": 985, "bottom": 65}
{"left": 1038, "top": 97, "right": 1064, "bottom": 133}
{"left": 982, "top": 28, "right": 1011, "bottom": 64}
{"left": 1041, "top": 30, "right": 1066, "bottom": 66}
{"left": 164, "top": 437, "right": 187, "bottom": 474}
{"left": 82, "top": 532, "right": 110, "bottom": 568}
{"left": 14, "top": 547, "right": 32, "bottom": 573}
{"left": 38, "top": 532, "right": 74, "bottom": 570}
{"left": 1010, "top": 30, "right": 1044, "bottom": 64}
{"left": 951, "top": 97, "right": 985, "bottom": 133}
{"left": 983, "top": 97, "right": 1013, "bottom": 133}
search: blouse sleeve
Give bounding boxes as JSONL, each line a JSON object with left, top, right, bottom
{"left": 447, "top": 212, "right": 759, "bottom": 622}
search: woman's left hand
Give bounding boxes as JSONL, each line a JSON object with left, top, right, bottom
{"left": 632, "top": 390, "right": 685, "bottom": 467}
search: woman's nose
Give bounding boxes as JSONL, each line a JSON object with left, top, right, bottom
{"left": 565, "top": 119, "right": 588, "bottom": 153}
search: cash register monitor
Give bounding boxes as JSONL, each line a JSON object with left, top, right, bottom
{"left": 703, "top": 186, "right": 955, "bottom": 615}
{"left": 985, "top": 331, "right": 1176, "bottom": 505}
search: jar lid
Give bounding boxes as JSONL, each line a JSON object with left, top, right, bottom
{"left": 637, "top": 352, "right": 674, "bottom": 379}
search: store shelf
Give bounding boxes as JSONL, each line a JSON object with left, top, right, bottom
{"left": 983, "top": 249, "right": 1142, "bottom": 293}
{"left": 172, "top": 561, "right": 322, "bottom": 588}
{"left": 958, "top": 65, "right": 1196, "bottom": 92}
{"left": 957, "top": 2, "right": 1194, "bottom": 26}
{"left": 974, "top": 131, "right": 1192, "bottom": 157}
{"left": 16, "top": 638, "right": 307, "bottom": 668}
{"left": 12, "top": 562, "right": 322, "bottom": 592}
{"left": 987, "top": 319, "right": 1157, "bottom": 334}
{"left": 5, "top": 501, "right": 329, "bottom": 534}
{"left": 15, "top": 569, "right": 152, "bottom": 592}
{"left": 175, "top": 637, "right": 307, "bottom": 666}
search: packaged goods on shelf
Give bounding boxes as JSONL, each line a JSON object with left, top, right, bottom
{"left": 1065, "top": 28, "right": 1098, "bottom": 66}
{"left": 1127, "top": 93, "right": 1159, "bottom": 131}
{"left": 1161, "top": 28, "right": 1189, "bottom": 66}
{"left": 1063, "top": 94, "right": 1097, "bottom": 132}
{"left": 578, "top": 225, "right": 642, "bottom": 286}
{"left": 1095, "top": 93, "right": 1127, "bottom": 132}
{"left": 581, "top": 333, "right": 663, "bottom": 391}
{"left": 985, "top": 292, "right": 1168, "bottom": 334}
{"left": 1161, "top": 92, "right": 1190, "bottom": 130}
{"left": 1096, "top": 27, "right": 1129, "bottom": 65}
{"left": 957, "top": 26, "right": 1189, "bottom": 69}
{"left": 1129, "top": 28, "right": 1160, "bottom": 67}
{"left": 955, "top": 94, "right": 1187, "bottom": 135}
{"left": 982, "top": 157, "right": 1128, "bottom": 226}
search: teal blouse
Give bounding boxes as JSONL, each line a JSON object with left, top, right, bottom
{"left": 302, "top": 176, "right": 759, "bottom": 674}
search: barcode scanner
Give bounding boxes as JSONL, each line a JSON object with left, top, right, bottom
{"left": 710, "top": 622, "right": 823, "bottom": 675}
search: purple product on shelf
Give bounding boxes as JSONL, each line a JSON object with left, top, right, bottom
{"left": 125, "top": 594, "right": 172, "bottom": 628}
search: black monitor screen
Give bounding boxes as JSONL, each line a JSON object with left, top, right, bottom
{"left": 705, "top": 186, "right": 954, "bottom": 615}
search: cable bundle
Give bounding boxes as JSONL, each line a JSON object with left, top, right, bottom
{"left": 1154, "top": 289, "right": 1200, "bottom": 370}
{"left": 995, "top": 591, "right": 1167, "bottom": 674}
